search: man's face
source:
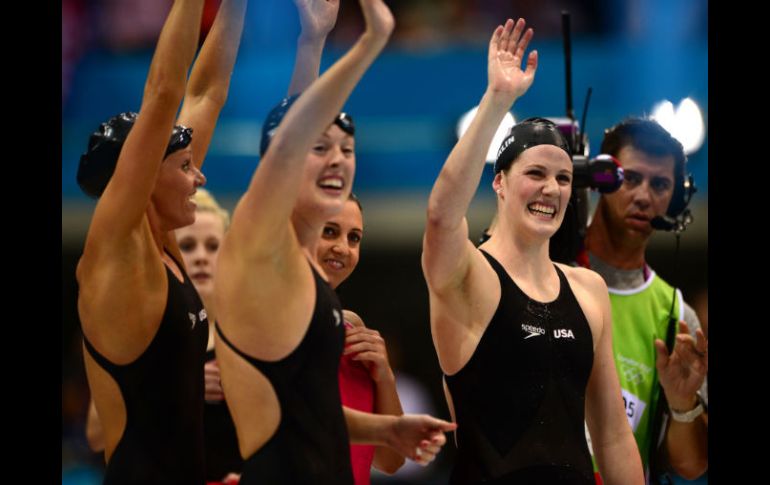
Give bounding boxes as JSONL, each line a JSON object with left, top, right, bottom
{"left": 601, "top": 145, "right": 676, "bottom": 243}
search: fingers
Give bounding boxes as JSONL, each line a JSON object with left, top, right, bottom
{"left": 344, "top": 328, "right": 386, "bottom": 352}
{"left": 677, "top": 321, "right": 708, "bottom": 358}
{"left": 350, "top": 350, "right": 384, "bottom": 363}
{"left": 412, "top": 434, "right": 447, "bottom": 465}
{"left": 342, "top": 309, "right": 364, "bottom": 327}
{"left": 497, "top": 19, "right": 515, "bottom": 52}
{"left": 514, "top": 27, "right": 534, "bottom": 59}
{"left": 204, "top": 379, "right": 225, "bottom": 401}
{"left": 676, "top": 335, "right": 707, "bottom": 369}
{"left": 500, "top": 18, "right": 517, "bottom": 53}
{"left": 344, "top": 341, "right": 384, "bottom": 356}
{"left": 427, "top": 416, "right": 458, "bottom": 432}
{"left": 204, "top": 360, "right": 224, "bottom": 401}
{"left": 345, "top": 326, "right": 382, "bottom": 339}
{"left": 524, "top": 49, "right": 538, "bottom": 77}
{"left": 505, "top": 18, "right": 526, "bottom": 54}
{"left": 419, "top": 438, "right": 443, "bottom": 456}
{"left": 654, "top": 338, "right": 669, "bottom": 371}
{"left": 490, "top": 24, "right": 504, "bottom": 55}
{"left": 345, "top": 329, "right": 384, "bottom": 347}
{"left": 695, "top": 328, "right": 707, "bottom": 353}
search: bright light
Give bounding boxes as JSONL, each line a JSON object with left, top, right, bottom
{"left": 651, "top": 98, "right": 706, "bottom": 155}
{"left": 456, "top": 106, "right": 516, "bottom": 163}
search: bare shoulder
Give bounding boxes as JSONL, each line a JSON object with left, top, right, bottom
{"left": 556, "top": 263, "right": 608, "bottom": 295}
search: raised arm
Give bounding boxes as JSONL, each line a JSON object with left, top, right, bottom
{"left": 228, "top": 0, "right": 393, "bottom": 256}
{"left": 584, "top": 276, "right": 645, "bottom": 485}
{"left": 88, "top": 0, "right": 205, "bottom": 242}
{"left": 177, "top": 0, "right": 248, "bottom": 171}
{"left": 422, "top": 18, "right": 536, "bottom": 292}
{"left": 288, "top": 0, "right": 340, "bottom": 95}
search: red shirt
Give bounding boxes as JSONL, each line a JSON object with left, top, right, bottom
{"left": 338, "top": 322, "right": 376, "bottom": 485}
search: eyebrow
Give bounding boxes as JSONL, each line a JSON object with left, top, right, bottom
{"left": 526, "top": 163, "right": 573, "bottom": 174}
{"left": 624, "top": 169, "right": 672, "bottom": 180}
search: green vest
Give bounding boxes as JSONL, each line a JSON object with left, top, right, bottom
{"left": 590, "top": 270, "right": 682, "bottom": 471}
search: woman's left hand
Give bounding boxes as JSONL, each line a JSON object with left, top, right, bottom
{"left": 344, "top": 326, "right": 395, "bottom": 384}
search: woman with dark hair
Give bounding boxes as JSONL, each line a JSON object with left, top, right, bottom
{"left": 214, "top": 1, "right": 454, "bottom": 483}
{"left": 76, "top": 1, "right": 246, "bottom": 483}
{"left": 421, "top": 18, "right": 644, "bottom": 485}
{"left": 316, "top": 194, "right": 406, "bottom": 484}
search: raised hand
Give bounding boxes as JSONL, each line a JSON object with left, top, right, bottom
{"left": 359, "top": 0, "right": 395, "bottom": 45}
{"left": 294, "top": 0, "right": 340, "bottom": 40}
{"left": 654, "top": 321, "right": 708, "bottom": 410}
{"left": 388, "top": 415, "right": 456, "bottom": 465}
{"left": 488, "top": 18, "right": 537, "bottom": 101}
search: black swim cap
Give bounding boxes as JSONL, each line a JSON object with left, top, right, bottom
{"left": 493, "top": 117, "right": 571, "bottom": 173}
{"left": 77, "top": 112, "right": 193, "bottom": 198}
{"left": 259, "top": 94, "right": 355, "bottom": 157}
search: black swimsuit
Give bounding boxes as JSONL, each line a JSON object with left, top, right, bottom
{"left": 216, "top": 263, "right": 354, "bottom": 485}
{"left": 445, "top": 250, "right": 595, "bottom": 484}
{"left": 82, "top": 251, "right": 208, "bottom": 485}
{"left": 203, "top": 346, "right": 243, "bottom": 481}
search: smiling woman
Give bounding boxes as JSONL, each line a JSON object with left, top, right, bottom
{"left": 75, "top": 1, "right": 247, "bottom": 483}
{"left": 213, "top": 1, "right": 455, "bottom": 483}
{"left": 421, "top": 18, "right": 645, "bottom": 484}
{"left": 316, "top": 193, "right": 408, "bottom": 484}
{"left": 85, "top": 188, "right": 245, "bottom": 482}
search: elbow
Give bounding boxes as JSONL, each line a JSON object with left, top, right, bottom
{"left": 143, "top": 74, "right": 186, "bottom": 110}
{"left": 186, "top": 86, "right": 230, "bottom": 111}
{"left": 425, "top": 202, "right": 451, "bottom": 232}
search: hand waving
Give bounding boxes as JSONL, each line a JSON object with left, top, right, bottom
{"left": 488, "top": 18, "right": 537, "bottom": 101}
{"left": 655, "top": 321, "right": 708, "bottom": 410}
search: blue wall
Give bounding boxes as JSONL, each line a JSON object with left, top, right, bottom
{"left": 62, "top": 6, "right": 708, "bottom": 201}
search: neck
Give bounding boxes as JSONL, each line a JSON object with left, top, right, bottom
{"left": 291, "top": 210, "right": 323, "bottom": 265}
{"left": 146, "top": 203, "right": 176, "bottom": 255}
{"left": 585, "top": 201, "right": 647, "bottom": 270}
{"left": 485, "top": 214, "right": 554, "bottom": 281}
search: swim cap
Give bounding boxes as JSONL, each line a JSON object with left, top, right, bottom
{"left": 77, "top": 112, "right": 193, "bottom": 198}
{"left": 494, "top": 117, "right": 571, "bottom": 173}
{"left": 259, "top": 94, "right": 355, "bottom": 157}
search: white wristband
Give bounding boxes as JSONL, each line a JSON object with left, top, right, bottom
{"left": 669, "top": 402, "right": 704, "bottom": 423}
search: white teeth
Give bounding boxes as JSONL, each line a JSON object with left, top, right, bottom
{"left": 325, "top": 259, "right": 343, "bottom": 269}
{"left": 320, "top": 178, "right": 343, "bottom": 189}
{"left": 528, "top": 203, "right": 556, "bottom": 216}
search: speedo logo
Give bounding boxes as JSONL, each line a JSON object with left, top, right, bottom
{"left": 188, "top": 309, "right": 208, "bottom": 330}
{"left": 521, "top": 323, "right": 545, "bottom": 339}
